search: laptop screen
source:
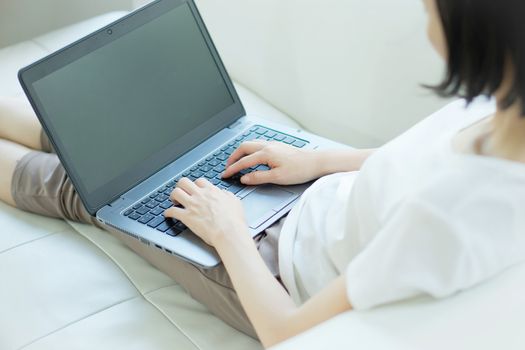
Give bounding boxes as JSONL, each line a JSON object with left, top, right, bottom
{"left": 20, "top": 0, "right": 244, "bottom": 214}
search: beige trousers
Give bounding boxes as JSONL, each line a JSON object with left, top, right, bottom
{"left": 10, "top": 131, "right": 285, "bottom": 339}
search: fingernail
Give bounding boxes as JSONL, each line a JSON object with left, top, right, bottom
{"left": 240, "top": 175, "right": 248, "bottom": 184}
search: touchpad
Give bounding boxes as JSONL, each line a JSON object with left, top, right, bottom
{"left": 242, "top": 186, "right": 297, "bottom": 229}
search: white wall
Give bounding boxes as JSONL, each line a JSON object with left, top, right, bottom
{"left": 0, "top": 0, "right": 452, "bottom": 147}
{"left": 194, "top": 0, "right": 451, "bottom": 147}
{"left": 0, "top": 0, "right": 133, "bottom": 48}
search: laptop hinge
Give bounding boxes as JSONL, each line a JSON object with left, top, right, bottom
{"left": 228, "top": 119, "right": 243, "bottom": 129}
{"left": 109, "top": 197, "right": 125, "bottom": 207}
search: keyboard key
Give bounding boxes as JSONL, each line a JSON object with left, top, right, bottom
{"left": 293, "top": 140, "right": 307, "bottom": 148}
{"left": 225, "top": 147, "right": 236, "bottom": 155}
{"left": 136, "top": 206, "right": 150, "bottom": 215}
{"left": 141, "top": 198, "right": 151, "bottom": 204}
{"left": 205, "top": 156, "right": 214, "bottom": 161}
{"left": 156, "top": 220, "right": 174, "bottom": 232}
{"left": 213, "top": 165, "right": 224, "bottom": 173}
{"left": 208, "top": 159, "right": 220, "bottom": 167}
{"left": 166, "top": 227, "right": 182, "bottom": 237}
{"left": 124, "top": 209, "right": 133, "bottom": 216}
{"left": 273, "top": 134, "right": 286, "bottom": 141}
{"left": 216, "top": 153, "right": 229, "bottom": 161}
{"left": 157, "top": 194, "right": 169, "bottom": 202}
{"left": 283, "top": 137, "right": 295, "bottom": 144}
{"left": 146, "top": 201, "right": 158, "bottom": 209}
{"left": 190, "top": 166, "right": 198, "bottom": 172}
{"left": 245, "top": 134, "right": 258, "bottom": 141}
{"left": 138, "top": 214, "right": 154, "bottom": 224}
{"left": 160, "top": 201, "right": 173, "bottom": 210}
{"left": 191, "top": 170, "right": 204, "bottom": 178}
{"left": 256, "top": 164, "right": 271, "bottom": 171}
{"left": 147, "top": 216, "right": 165, "bottom": 228}
{"left": 150, "top": 207, "right": 164, "bottom": 216}
{"left": 205, "top": 171, "right": 218, "bottom": 179}
{"left": 210, "top": 178, "right": 220, "bottom": 185}
{"left": 255, "top": 129, "right": 267, "bottom": 135}
{"left": 198, "top": 161, "right": 206, "bottom": 166}
{"left": 265, "top": 131, "right": 277, "bottom": 138}
{"left": 174, "top": 221, "right": 187, "bottom": 231}
{"left": 201, "top": 165, "right": 212, "bottom": 172}
{"left": 129, "top": 212, "right": 141, "bottom": 220}
{"left": 132, "top": 203, "right": 142, "bottom": 210}
{"left": 149, "top": 192, "right": 159, "bottom": 199}
{"left": 220, "top": 181, "right": 232, "bottom": 188}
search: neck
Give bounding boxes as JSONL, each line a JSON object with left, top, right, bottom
{"left": 484, "top": 99, "right": 525, "bottom": 163}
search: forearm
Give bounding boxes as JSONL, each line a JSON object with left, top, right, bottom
{"left": 215, "top": 229, "right": 352, "bottom": 348}
{"left": 215, "top": 229, "right": 299, "bottom": 348}
{"left": 314, "top": 148, "right": 376, "bottom": 176}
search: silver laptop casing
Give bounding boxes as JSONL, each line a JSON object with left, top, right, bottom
{"left": 96, "top": 115, "right": 348, "bottom": 268}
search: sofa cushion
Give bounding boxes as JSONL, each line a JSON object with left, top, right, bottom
{"left": 0, "top": 11, "right": 301, "bottom": 350}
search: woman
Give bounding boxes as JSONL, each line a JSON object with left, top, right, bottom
{"left": 1, "top": 0, "right": 524, "bottom": 347}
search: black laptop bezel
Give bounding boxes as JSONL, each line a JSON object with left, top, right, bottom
{"left": 18, "top": 0, "right": 245, "bottom": 216}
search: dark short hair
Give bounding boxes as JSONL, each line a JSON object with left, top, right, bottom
{"left": 431, "top": 0, "right": 525, "bottom": 115}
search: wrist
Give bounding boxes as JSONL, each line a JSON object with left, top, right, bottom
{"left": 213, "top": 221, "right": 253, "bottom": 252}
{"left": 314, "top": 148, "right": 375, "bottom": 176}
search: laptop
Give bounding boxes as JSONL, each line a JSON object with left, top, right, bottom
{"left": 18, "top": 0, "right": 341, "bottom": 267}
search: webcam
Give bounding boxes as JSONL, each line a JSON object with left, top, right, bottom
{"left": 107, "top": 28, "right": 113, "bottom": 35}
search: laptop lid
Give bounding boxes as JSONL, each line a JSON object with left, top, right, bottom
{"left": 18, "top": 0, "right": 245, "bottom": 216}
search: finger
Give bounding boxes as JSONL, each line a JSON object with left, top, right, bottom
{"left": 226, "top": 141, "right": 266, "bottom": 168}
{"left": 164, "top": 206, "right": 185, "bottom": 220}
{"left": 195, "top": 177, "right": 213, "bottom": 188}
{"left": 222, "top": 153, "right": 267, "bottom": 178}
{"left": 170, "top": 187, "right": 192, "bottom": 207}
{"left": 177, "top": 177, "right": 200, "bottom": 195}
{"left": 240, "top": 170, "right": 276, "bottom": 185}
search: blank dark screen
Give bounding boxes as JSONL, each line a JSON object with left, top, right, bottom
{"left": 32, "top": 3, "right": 233, "bottom": 193}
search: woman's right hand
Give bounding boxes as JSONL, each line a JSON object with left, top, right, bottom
{"left": 222, "top": 140, "right": 321, "bottom": 186}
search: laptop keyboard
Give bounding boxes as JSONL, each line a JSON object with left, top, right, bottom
{"left": 122, "top": 125, "right": 309, "bottom": 237}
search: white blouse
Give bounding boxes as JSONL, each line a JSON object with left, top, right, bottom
{"left": 278, "top": 98, "right": 525, "bottom": 309}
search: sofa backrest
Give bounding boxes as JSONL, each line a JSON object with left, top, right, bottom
{"left": 0, "top": 0, "right": 132, "bottom": 48}
{"left": 196, "top": 0, "right": 453, "bottom": 147}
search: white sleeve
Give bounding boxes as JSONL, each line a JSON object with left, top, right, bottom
{"left": 345, "top": 195, "right": 518, "bottom": 310}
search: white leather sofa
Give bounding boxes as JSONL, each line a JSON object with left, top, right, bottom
{"left": 1, "top": 5, "right": 524, "bottom": 350}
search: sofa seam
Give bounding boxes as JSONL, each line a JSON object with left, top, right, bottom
{"left": 0, "top": 229, "right": 69, "bottom": 255}
{"left": 16, "top": 295, "right": 139, "bottom": 350}
{"left": 68, "top": 225, "right": 203, "bottom": 350}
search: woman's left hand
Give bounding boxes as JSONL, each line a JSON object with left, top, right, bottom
{"left": 164, "top": 177, "right": 248, "bottom": 247}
